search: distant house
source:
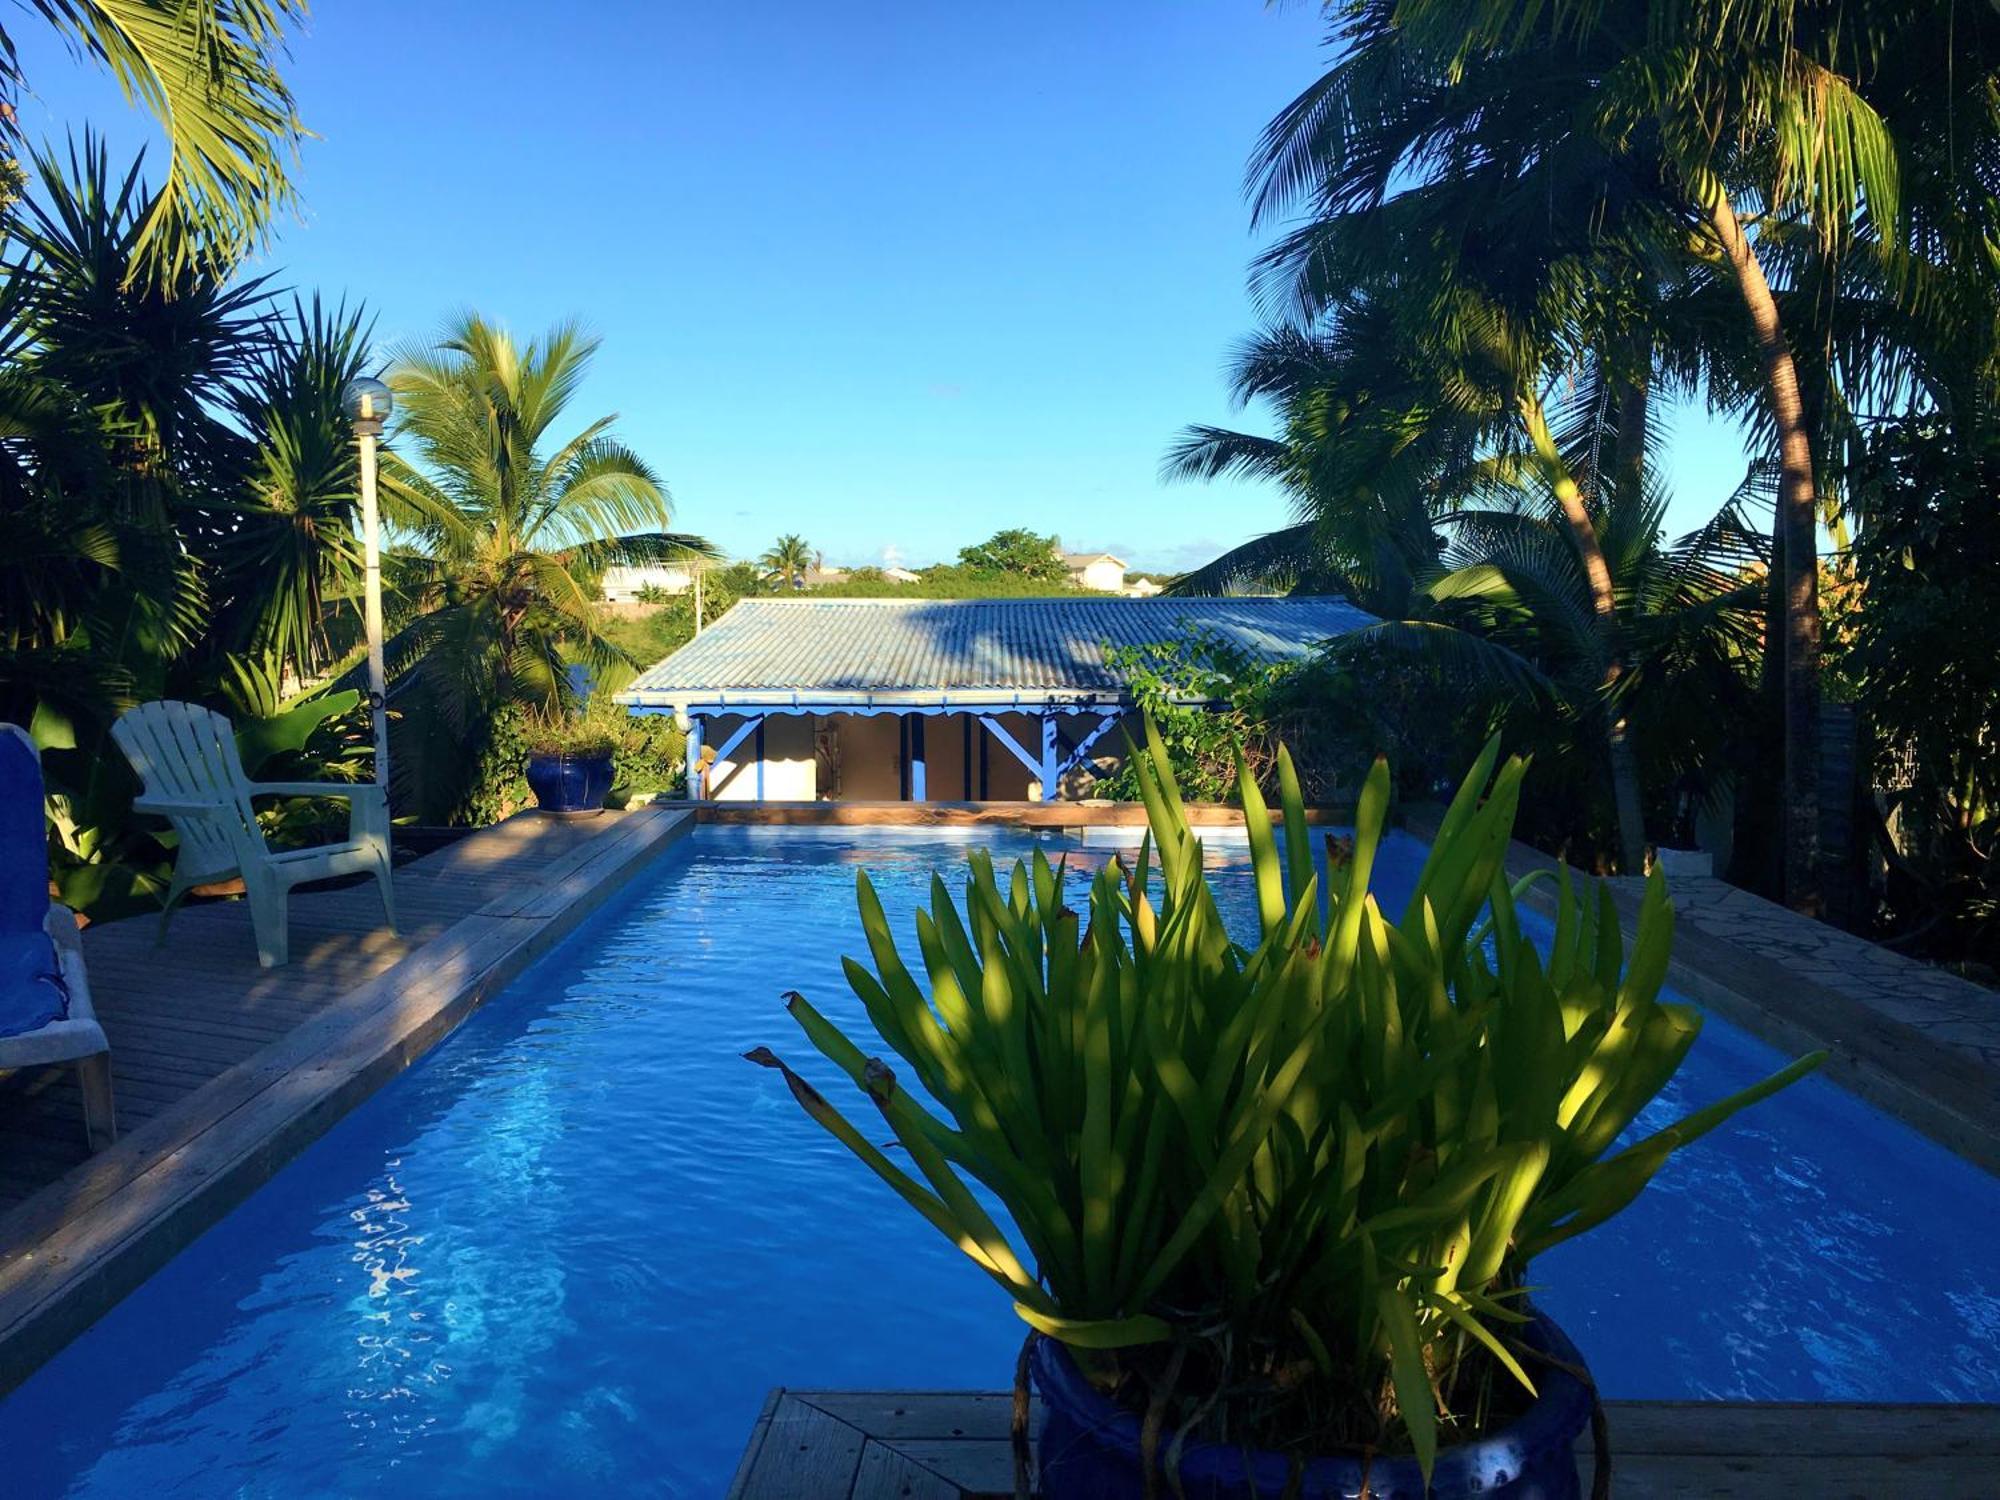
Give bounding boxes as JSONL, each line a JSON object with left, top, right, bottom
{"left": 800, "top": 566, "right": 849, "bottom": 589}
{"left": 616, "top": 595, "right": 1372, "bottom": 803}
{"left": 602, "top": 563, "right": 695, "bottom": 602}
{"left": 881, "top": 565, "right": 922, "bottom": 584}
{"left": 1064, "top": 552, "right": 1128, "bottom": 592}
{"left": 1124, "top": 577, "right": 1165, "bottom": 598}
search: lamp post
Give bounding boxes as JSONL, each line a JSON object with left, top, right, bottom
{"left": 341, "top": 376, "right": 393, "bottom": 793}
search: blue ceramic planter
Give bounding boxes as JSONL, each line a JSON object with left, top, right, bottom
{"left": 525, "top": 751, "right": 614, "bottom": 815}
{"left": 1033, "top": 1315, "right": 1591, "bottom": 1500}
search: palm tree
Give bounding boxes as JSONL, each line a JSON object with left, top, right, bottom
{"left": 1163, "top": 309, "right": 1461, "bottom": 615}
{"left": 1328, "top": 0, "right": 1918, "bottom": 907}
{"left": 1171, "top": 315, "right": 1763, "bottom": 868}
{"left": 0, "top": 0, "right": 305, "bottom": 269}
{"left": 0, "top": 136, "right": 263, "bottom": 730}
{"left": 380, "top": 313, "right": 715, "bottom": 819}
{"left": 761, "top": 533, "right": 813, "bottom": 589}
{"left": 1171, "top": 297, "right": 1673, "bottom": 869}
{"left": 7, "top": 137, "right": 269, "bottom": 520}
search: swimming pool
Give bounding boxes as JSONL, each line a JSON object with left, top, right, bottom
{"left": 3, "top": 827, "right": 1996, "bottom": 1497}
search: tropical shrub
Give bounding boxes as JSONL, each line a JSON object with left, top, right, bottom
{"left": 607, "top": 713, "right": 686, "bottom": 805}
{"left": 447, "top": 705, "right": 532, "bottom": 828}
{"left": 750, "top": 724, "right": 1821, "bottom": 1477}
{"left": 454, "top": 705, "right": 685, "bottom": 824}
{"left": 522, "top": 712, "right": 620, "bottom": 758}
{"left": 1095, "top": 633, "right": 1487, "bottom": 809}
{"left": 1094, "top": 637, "right": 1278, "bottom": 803}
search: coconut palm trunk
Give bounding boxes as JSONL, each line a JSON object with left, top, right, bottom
{"left": 1706, "top": 191, "right": 1821, "bottom": 915}
{"left": 1522, "top": 396, "right": 1648, "bottom": 873}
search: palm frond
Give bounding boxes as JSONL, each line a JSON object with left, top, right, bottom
{"left": 1160, "top": 425, "right": 1295, "bottom": 486}
{"left": 1166, "top": 524, "right": 1352, "bottom": 598}
{"left": 7, "top": 0, "right": 307, "bottom": 272}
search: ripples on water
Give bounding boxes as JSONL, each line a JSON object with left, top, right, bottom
{"left": 2, "top": 827, "right": 1994, "bottom": 1497}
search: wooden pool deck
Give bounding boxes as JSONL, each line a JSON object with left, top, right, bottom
{"left": 727, "top": 1389, "right": 2000, "bottom": 1498}
{"left": 0, "top": 803, "right": 692, "bottom": 1392}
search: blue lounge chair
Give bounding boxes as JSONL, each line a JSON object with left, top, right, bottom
{"left": 0, "top": 725, "right": 114, "bottom": 1151}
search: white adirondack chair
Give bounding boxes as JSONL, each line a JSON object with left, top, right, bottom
{"left": 113, "top": 701, "right": 396, "bottom": 968}
{"left": 0, "top": 724, "right": 115, "bottom": 1151}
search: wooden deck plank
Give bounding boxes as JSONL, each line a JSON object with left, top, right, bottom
{"left": 730, "top": 1395, "right": 867, "bottom": 1500}
{"left": 801, "top": 1391, "right": 1033, "bottom": 1443}
{"left": 0, "top": 805, "right": 693, "bottom": 1393}
{"left": 852, "top": 1442, "right": 962, "bottom": 1500}
{"left": 883, "top": 1438, "right": 1014, "bottom": 1496}
{"left": 1606, "top": 1453, "right": 1995, "bottom": 1498}
{"left": 733, "top": 1391, "right": 2000, "bottom": 1498}
{"left": 1601, "top": 1400, "right": 2000, "bottom": 1456}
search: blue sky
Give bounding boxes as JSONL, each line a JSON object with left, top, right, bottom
{"left": 13, "top": 1, "right": 1754, "bottom": 571}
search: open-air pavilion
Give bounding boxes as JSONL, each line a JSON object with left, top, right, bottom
{"left": 614, "top": 596, "right": 1373, "bottom": 802}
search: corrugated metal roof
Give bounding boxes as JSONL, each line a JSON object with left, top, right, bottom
{"left": 616, "top": 596, "right": 1374, "bottom": 709}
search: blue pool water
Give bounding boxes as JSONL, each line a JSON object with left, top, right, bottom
{"left": 3, "top": 827, "right": 1997, "bottom": 1497}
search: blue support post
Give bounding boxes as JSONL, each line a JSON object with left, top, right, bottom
{"left": 909, "top": 713, "right": 927, "bottom": 802}
{"left": 1039, "top": 713, "right": 1060, "bottom": 803}
{"left": 755, "top": 720, "right": 765, "bottom": 801}
{"left": 962, "top": 716, "right": 973, "bottom": 800}
{"left": 684, "top": 714, "right": 705, "bottom": 801}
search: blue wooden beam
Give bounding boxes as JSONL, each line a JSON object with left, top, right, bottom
{"left": 909, "top": 713, "right": 927, "bottom": 802}
{"left": 1039, "top": 713, "right": 1060, "bottom": 803}
{"left": 962, "top": 716, "right": 973, "bottom": 800}
{"left": 710, "top": 714, "right": 763, "bottom": 769}
{"left": 700, "top": 714, "right": 765, "bottom": 800}
{"left": 977, "top": 715, "right": 1044, "bottom": 778}
{"left": 755, "top": 720, "right": 765, "bottom": 800}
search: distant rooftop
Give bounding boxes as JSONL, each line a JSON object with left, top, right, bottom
{"left": 616, "top": 595, "right": 1373, "bottom": 711}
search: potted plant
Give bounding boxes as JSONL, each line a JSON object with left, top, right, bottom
{"left": 522, "top": 712, "right": 619, "bottom": 816}
{"left": 748, "top": 723, "right": 1823, "bottom": 1498}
